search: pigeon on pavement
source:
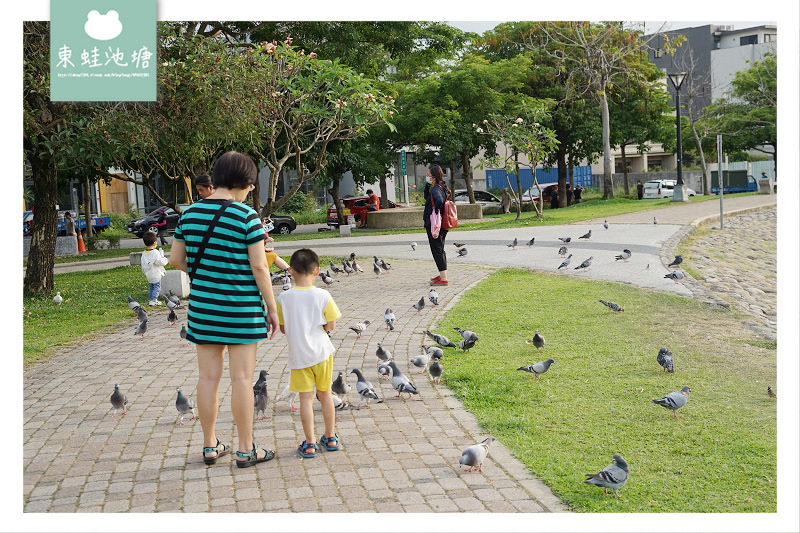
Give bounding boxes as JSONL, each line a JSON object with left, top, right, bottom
{"left": 110, "top": 383, "right": 128, "bottom": 417}
{"left": 162, "top": 294, "right": 178, "bottom": 311}
{"left": 167, "top": 308, "right": 177, "bottom": 326}
{"left": 53, "top": 291, "right": 63, "bottom": 306}
{"left": 603, "top": 219, "right": 609, "bottom": 230}
{"left": 517, "top": 358, "right": 554, "bottom": 379}
{"left": 615, "top": 249, "right": 632, "bottom": 262}
{"left": 664, "top": 270, "right": 685, "bottom": 283}
{"left": 456, "top": 247, "right": 468, "bottom": 257}
{"left": 388, "top": 361, "right": 419, "bottom": 399}
{"left": 167, "top": 290, "right": 183, "bottom": 308}
{"left": 377, "top": 362, "right": 392, "bottom": 381}
{"left": 428, "top": 356, "right": 443, "bottom": 384}
{"left": 428, "top": 288, "right": 439, "bottom": 306}
{"left": 342, "top": 261, "right": 354, "bottom": 276}
{"left": 411, "top": 242, "right": 417, "bottom": 251}
{"left": 584, "top": 453, "right": 630, "bottom": 497}
{"left": 179, "top": 324, "right": 190, "bottom": 346}
{"left": 136, "top": 307, "right": 148, "bottom": 323}
{"left": 558, "top": 237, "right": 572, "bottom": 244}
{"left": 525, "top": 330, "right": 546, "bottom": 351}
{"left": 459, "top": 437, "right": 496, "bottom": 472}
{"left": 320, "top": 270, "right": 336, "bottom": 287}
{"left": 253, "top": 381, "right": 269, "bottom": 420}
{"left": 412, "top": 297, "right": 425, "bottom": 315}
{"left": 579, "top": 229, "right": 592, "bottom": 240}
{"left": 409, "top": 352, "right": 430, "bottom": 373}
{"left": 558, "top": 246, "right": 568, "bottom": 257}
{"left": 652, "top": 386, "right": 691, "bottom": 417}
{"left": 599, "top": 299, "right": 624, "bottom": 312}
{"left": 331, "top": 371, "right": 352, "bottom": 403}
{"left": 424, "top": 330, "right": 457, "bottom": 349}
{"left": 452, "top": 242, "right": 466, "bottom": 248}
{"left": 349, "top": 320, "right": 371, "bottom": 339}
{"left": 373, "top": 262, "right": 382, "bottom": 278}
{"left": 667, "top": 255, "right": 683, "bottom": 268}
{"left": 376, "top": 343, "right": 392, "bottom": 362}
{"left": 653, "top": 216, "right": 658, "bottom": 224}
{"left": 374, "top": 256, "right": 391, "bottom": 273}
{"left": 175, "top": 386, "right": 196, "bottom": 425}
{"left": 350, "top": 368, "right": 380, "bottom": 408}
{"left": 351, "top": 259, "right": 364, "bottom": 274}
{"left": 526, "top": 237, "right": 535, "bottom": 247}
{"left": 127, "top": 295, "right": 143, "bottom": 312}
{"left": 384, "top": 308, "right": 395, "bottom": 331}
{"left": 557, "top": 254, "right": 573, "bottom": 270}
{"left": 574, "top": 256, "right": 593, "bottom": 271}
{"left": 253, "top": 370, "right": 269, "bottom": 395}
{"left": 657, "top": 348, "right": 675, "bottom": 373}
{"left": 507, "top": 238, "right": 518, "bottom": 250}
{"left": 329, "top": 260, "right": 344, "bottom": 275}
{"left": 278, "top": 384, "right": 299, "bottom": 412}
{"left": 282, "top": 274, "right": 292, "bottom": 291}
{"left": 454, "top": 328, "right": 479, "bottom": 342}
{"left": 135, "top": 317, "right": 148, "bottom": 340}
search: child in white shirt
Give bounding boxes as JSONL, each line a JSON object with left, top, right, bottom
{"left": 141, "top": 231, "right": 169, "bottom": 305}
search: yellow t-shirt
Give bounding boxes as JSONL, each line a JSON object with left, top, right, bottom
{"left": 276, "top": 286, "right": 341, "bottom": 370}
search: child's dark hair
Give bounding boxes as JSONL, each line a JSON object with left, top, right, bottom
{"left": 143, "top": 231, "right": 157, "bottom": 246}
{"left": 289, "top": 248, "right": 319, "bottom": 275}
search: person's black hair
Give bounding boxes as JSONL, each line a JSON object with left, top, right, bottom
{"left": 194, "top": 173, "right": 212, "bottom": 187}
{"left": 289, "top": 248, "right": 319, "bottom": 275}
{"left": 143, "top": 231, "right": 157, "bottom": 246}
{"left": 211, "top": 151, "right": 257, "bottom": 190}
{"left": 366, "top": 189, "right": 374, "bottom": 195}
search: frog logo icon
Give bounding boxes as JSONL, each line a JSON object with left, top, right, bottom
{"left": 84, "top": 10, "right": 123, "bottom": 41}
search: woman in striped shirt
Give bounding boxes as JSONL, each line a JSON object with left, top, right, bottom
{"left": 170, "top": 151, "right": 280, "bottom": 468}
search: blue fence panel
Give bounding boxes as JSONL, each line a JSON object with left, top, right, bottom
{"left": 486, "top": 166, "right": 592, "bottom": 189}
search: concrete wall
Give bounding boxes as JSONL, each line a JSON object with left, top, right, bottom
{"left": 593, "top": 171, "right": 705, "bottom": 194}
{"left": 23, "top": 236, "right": 78, "bottom": 258}
{"left": 366, "top": 203, "right": 483, "bottom": 229}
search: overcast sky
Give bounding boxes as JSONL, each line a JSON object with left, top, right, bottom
{"left": 449, "top": 21, "right": 776, "bottom": 36}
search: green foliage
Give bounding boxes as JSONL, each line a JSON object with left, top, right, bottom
{"left": 108, "top": 212, "right": 132, "bottom": 232}
{"left": 438, "top": 268, "right": 776, "bottom": 512}
{"left": 98, "top": 228, "right": 125, "bottom": 249}
{"left": 279, "top": 191, "right": 318, "bottom": 214}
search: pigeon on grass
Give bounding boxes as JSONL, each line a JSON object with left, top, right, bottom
{"left": 656, "top": 348, "right": 674, "bottom": 373}
{"left": 458, "top": 338, "right": 476, "bottom": 352}
{"left": 175, "top": 386, "right": 196, "bottom": 425}
{"left": 459, "top": 437, "right": 496, "bottom": 472}
{"left": 599, "top": 300, "right": 624, "bottom": 312}
{"left": 424, "top": 330, "right": 457, "bottom": 349}
{"left": 584, "top": 453, "right": 629, "bottom": 497}
{"left": 454, "top": 328, "right": 479, "bottom": 342}
{"left": 767, "top": 386, "right": 776, "bottom": 399}
{"left": 53, "top": 291, "right": 63, "bottom": 306}
{"left": 652, "top": 386, "right": 691, "bottom": 417}
{"left": 388, "top": 361, "right": 418, "bottom": 399}
{"left": 517, "top": 358, "right": 554, "bottom": 379}
{"left": 525, "top": 330, "right": 545, "bottom": 351}
{"left": 110, "top": 384, "right": 128, "bottom": 417}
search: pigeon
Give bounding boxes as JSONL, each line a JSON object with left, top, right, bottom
{"left": 373, "top": 262, "right": 382, "bottom": 278}
{"left": 110, "top": 383, "right": 128, "bottom": 417}
{"left": 652, "top": 386, "right": 691, "bottom": 417}
{"left": 456, "top": 247, "right": 468, "bottom": 257}
{"left": 331, "top": 371, "right": 352, "bottom": 402}
{"left": 558, "top": 237, "right": 572, "bottom": 244}
{"left": 351, "top": 259, "right": 363, "bottom": 273}
{"left": 459, "top": 437, "right": 496, "bottom": 472}
{"left": 657, "top": 348, "right": 674, "bottom": 373}
{"left": 579, "top": 229, "right": 592, "bottom": 240}
{"left": 167, "top": 290, "right": 183, "bottom": 309}
{"left": 557, "top": 254, "right": 572, "bottom": 270}
{"left": 179, "top": 324, "right": 190, "bottom": 346}
{"left": 423, "top": 345, "right": 444, "bottom": 360}
{"left": 506, "top": 238, "right": 518, "bottom": 250}
{"left": 526, "top": 237, "right": 535, "bottom": 247}
{"left": 584, "top": 453, "right": 630, "bottom": 497}
{"left": 412, "top": 297, "right": 425, "bottom": 315}
{"left": 135, "top": 317, "right": 148, "bottom": 340}
{"left": 175, "top": 386, "right": 196, "bottom": 425}
{"left": 127, "top": 295, "right": 143, "bottom": 313}
{"left": 767, "top": 386, "right": 776, "bottom": 399}
{"left": 349, "top": 252, "right": 356, "bottom": 262}
{"left": 603, "top": 219, "right": 609, "bottom": 230}
{"left": 329, "top": 392, "right": 351, "bottom": 410}
{"left": 653, "top": 216, "right": 658, "bottom": 224}
{"left": 428, "top": 288, "right": 439, "bottom": 306}
{"left": 454, "top": 328, "right": 479, "bottom": 342}
{"left": 376, "top": 343, "right": 392, "bottom": 362}
{"left": 253, "top": 381, "right": 269, "bottom": 420}
{"left": 615, "top": 249, "right": 632, "bottom": 262}
{"left": 428, "top": 357, "right": 443, "bottom": 384}
{"left": 342, "top": 261, "right": 354, "bottom": 276}
{"left": 320, "top": 270, "right": 335, "bottom": 287}
{"left": 350, "top": 368, "right": 380, "bottom": 408}
{"left": 388, "top": 361, "right": 418, "bottom": 399}
{"left": 384, "top": 308, "right": 395, "bottom": 331}
{"left": 282, "top": 274, "right": 292, "bottom": 291}
{"left": 409, "top": 352, "right": 430, "bottom": 373}
{"left": 517, "top": 358, "right": 554, "bottom": 379}
{"left": 278, "top": 384, "right": 299, "bottom": 412}
{"left": 53, "top": 291, "right": 63, "bottom": 306}
{"left": 167, "top": 308, "right": 177, "bottom": 326}
{"left": 424, "top": 330, "right": 457, "bottom": 349}
{"left": 253, "top": 369, "right": 269, "bottom": 395}
{"left": 574, "top": 256, "right": 593, "bottom": 271}
{"left": 329, "top": 260, "right": 344, "bottom": 275}
{"left": 377, "top": 362, "right": 392, "bottom": 381}
{"left": 162, "top": 294, "right": 178, "bottom": 311}
{"left": 525, "top": 330, "right": 545, "bottom": 351}
{"left": 452, "top": 242, "right": 466, "bottom": 248}
{"left": 664, "top": 270, "right": 685, "bottom": 283}
{"left": 374, "top": 256, "right": 391, "bottom": 273}
{"left": 458, "top": 338, "right": 476, "bottom": 352}
{"left": 599, "top": 299, "right": 624, "bottom": 312}
{"left": 667, "top": 255, "right": 683, "bottom": 268}
{"left": 136, "top": 307, "right": 148, "bottom": 323}
{"left": 411, "top": 242, "right": 417, "bottom": 251}
{"left": 349, "top": 320, "right": 371, "bottom": 339}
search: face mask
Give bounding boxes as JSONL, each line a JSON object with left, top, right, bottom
{"left": 425, "top": 176, "right": 432, "bottom": 183}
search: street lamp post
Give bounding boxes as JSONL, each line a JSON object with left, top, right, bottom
{"left": 668, "top": 72, "right": 689, "bottom": 202}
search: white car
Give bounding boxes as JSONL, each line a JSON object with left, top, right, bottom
{"left": 642, "top": 179, "right": 696, "bottom": 199}
{"left": 453, "top": 189, "right": 502, "bottom": 207}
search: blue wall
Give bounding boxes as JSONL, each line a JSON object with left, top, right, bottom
{"left": 486, "top": 166, "right": 592, "bottom": 190}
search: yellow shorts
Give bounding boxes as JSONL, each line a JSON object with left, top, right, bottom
{"left": 265, "top": 251, "right": 277, "bottom": 267}
{"left": 290, "top": 355, "right": 333, "bottom": 393}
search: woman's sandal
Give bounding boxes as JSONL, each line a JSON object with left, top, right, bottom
{"left": 236, "top": 443, "right": 275, "bottom": 468}
{"left": 203, "top": 438, "right": 232, "bottom": 465}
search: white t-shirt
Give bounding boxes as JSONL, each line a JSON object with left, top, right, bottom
{"left": 140, "top": 248, "right": 168, "bottom": 283}
{"left": 276, "top": 286, "right": 341, "bottom": 370}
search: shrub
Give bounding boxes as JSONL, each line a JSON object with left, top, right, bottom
{"left": 108, "top": 212, "right": 131, "bottom": 232}
{"left": 98, "top": 228, "right": 124, "bottom": 249}
{"left": 280, "top": 191, "right": 318, "bottom": 214}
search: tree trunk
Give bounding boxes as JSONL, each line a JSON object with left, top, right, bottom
{"left": 327, "top": 172, "right": 344, "bottom": 226}
{"left": 449, "top": 160, "right": 456, "bottom": 193}
{"left": 600, "top": 88, "right": 614, "bottom": 199}
{"left": 23, "top": 157, "right": 58, "bottom": 297}
{"left": 689, "top": 124, "right": 709, "bottom": 195}
{"left": 621, "top": 143, "right": 630, "bottom": 196}
{"left": 379, "top": 176, "right": 388, "bottom": 209}
{"left": 513, "top": 153, "right": 522, "bottom": 221}
{"left": 461, "top": 151, "right": 475, "bottom": 204}
{"left": 83, "top": 176, "right": 92, "bottom": 238}
{"left": 556, "top": 145, "right": 567, "bottom": 208}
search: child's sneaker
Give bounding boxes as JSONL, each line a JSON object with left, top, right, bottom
{"left": 148, "top": 300, "right": 161, "bottom": 306}
{"left": 297, "top": 440, "right": 317, "bottom": 458}
{"left": 319, "top": 434, "right": 341, "bottom": 452}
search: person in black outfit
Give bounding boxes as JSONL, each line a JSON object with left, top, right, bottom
{"left": 154, "top": 208, "right": 169, "bottom": 246}
{"left": 549, "top": 188, "right": 560, "bottom": 209}
{"left": 424, "top": 164, "right": 449, "bottom": 286}
{"left": 566, "top": 184, "right": 573, "bottom": 206}
{"left": 637, "top": 180, "right": 644, "bottom": 200}
{"left": 573, "top": 184, "right": 583, "bottom": 204}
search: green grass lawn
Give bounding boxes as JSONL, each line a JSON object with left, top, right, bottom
{"left": 435, "top": 268, "right": 777, "bottom": 513}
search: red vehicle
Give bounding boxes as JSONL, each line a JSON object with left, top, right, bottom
{"left": 326, "top": 196, "right": 404, "bottom": 227}
{"left": 521, "top": 184, "right": 558, "bottom": 203}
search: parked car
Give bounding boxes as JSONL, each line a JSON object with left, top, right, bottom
{"left": 642, "top": 179, "right": 696, "bottom": 199}
{"left": 264, "top": 214, "right": 297, "bottom": 235}
{"left": 453, "top": 189, "right": 502, "bottom": 207}
{"left": 326, "top": 196, "right": 404, "bottom": 227}
{"left": 520, "top": 184, "right": 558, "bottom": 203}
{"left": 129, "top": 205, "right": 297, "bottom": 237}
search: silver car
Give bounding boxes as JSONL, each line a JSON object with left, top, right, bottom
{"left": 453, "top": 189, "right": 502, "bottom": 207}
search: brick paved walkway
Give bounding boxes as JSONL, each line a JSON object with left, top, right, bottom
{"left": 23, "top": 260, "right": 568, "bottom": 514}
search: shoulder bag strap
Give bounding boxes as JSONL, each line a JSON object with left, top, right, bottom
{"left": 188, "top": 199, "right": 232, "bottom": 280}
